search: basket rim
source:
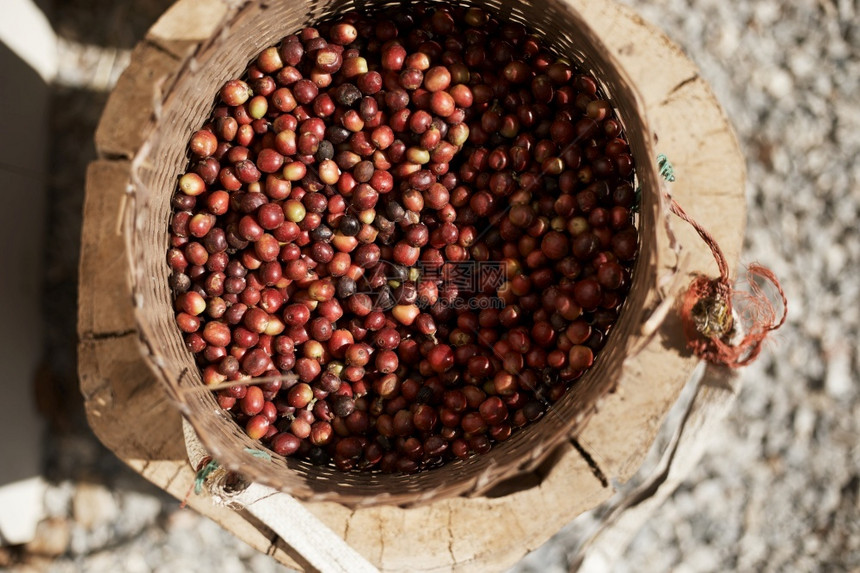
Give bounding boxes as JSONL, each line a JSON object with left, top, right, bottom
{"left": 123, "top": 0, "right": 668, "bottom": 507}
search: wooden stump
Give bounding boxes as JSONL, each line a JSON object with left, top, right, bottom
{"left": 79, "top": 0, "right": 745, "bottom": 570}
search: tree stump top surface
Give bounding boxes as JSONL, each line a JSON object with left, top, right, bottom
{"left": 79, "top": 0, "right": 745, "bottom": 570}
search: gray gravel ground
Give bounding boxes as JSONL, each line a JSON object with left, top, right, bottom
{"left": 5, "top": 0, "right": 857, "bottom": 571}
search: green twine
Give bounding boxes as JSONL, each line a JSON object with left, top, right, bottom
{"left": 194, "top": 459, "right": 220, "bottom": 495}
{"left": 193, "top": 449, "right": 271, "bottom": 496}
{"left": 657, "top": 153, "right": 676, "bottom": 182}
{"left": 244, "top": 447, "right": 272, "bottom": 461}
{"left": 633, "top": 153, "right": 676, "bottom": 212}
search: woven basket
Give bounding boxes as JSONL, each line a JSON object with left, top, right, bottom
{"left": 125, "top": 0, "right": 665, "bottom": 507}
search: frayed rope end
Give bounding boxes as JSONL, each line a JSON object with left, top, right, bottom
{"left": 679, "top": 265, "right": 786, "bottom": 368}
{"left": 659, "top": 153, "right": 786, "bottom": 368}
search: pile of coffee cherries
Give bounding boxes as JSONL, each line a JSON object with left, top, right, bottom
{"left": 167, "top": 4, "right": 639, "bottom": 473}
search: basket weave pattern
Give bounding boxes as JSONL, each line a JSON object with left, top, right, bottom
{"left": 125, "top": 0, "right": 664, "bottom": 507}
